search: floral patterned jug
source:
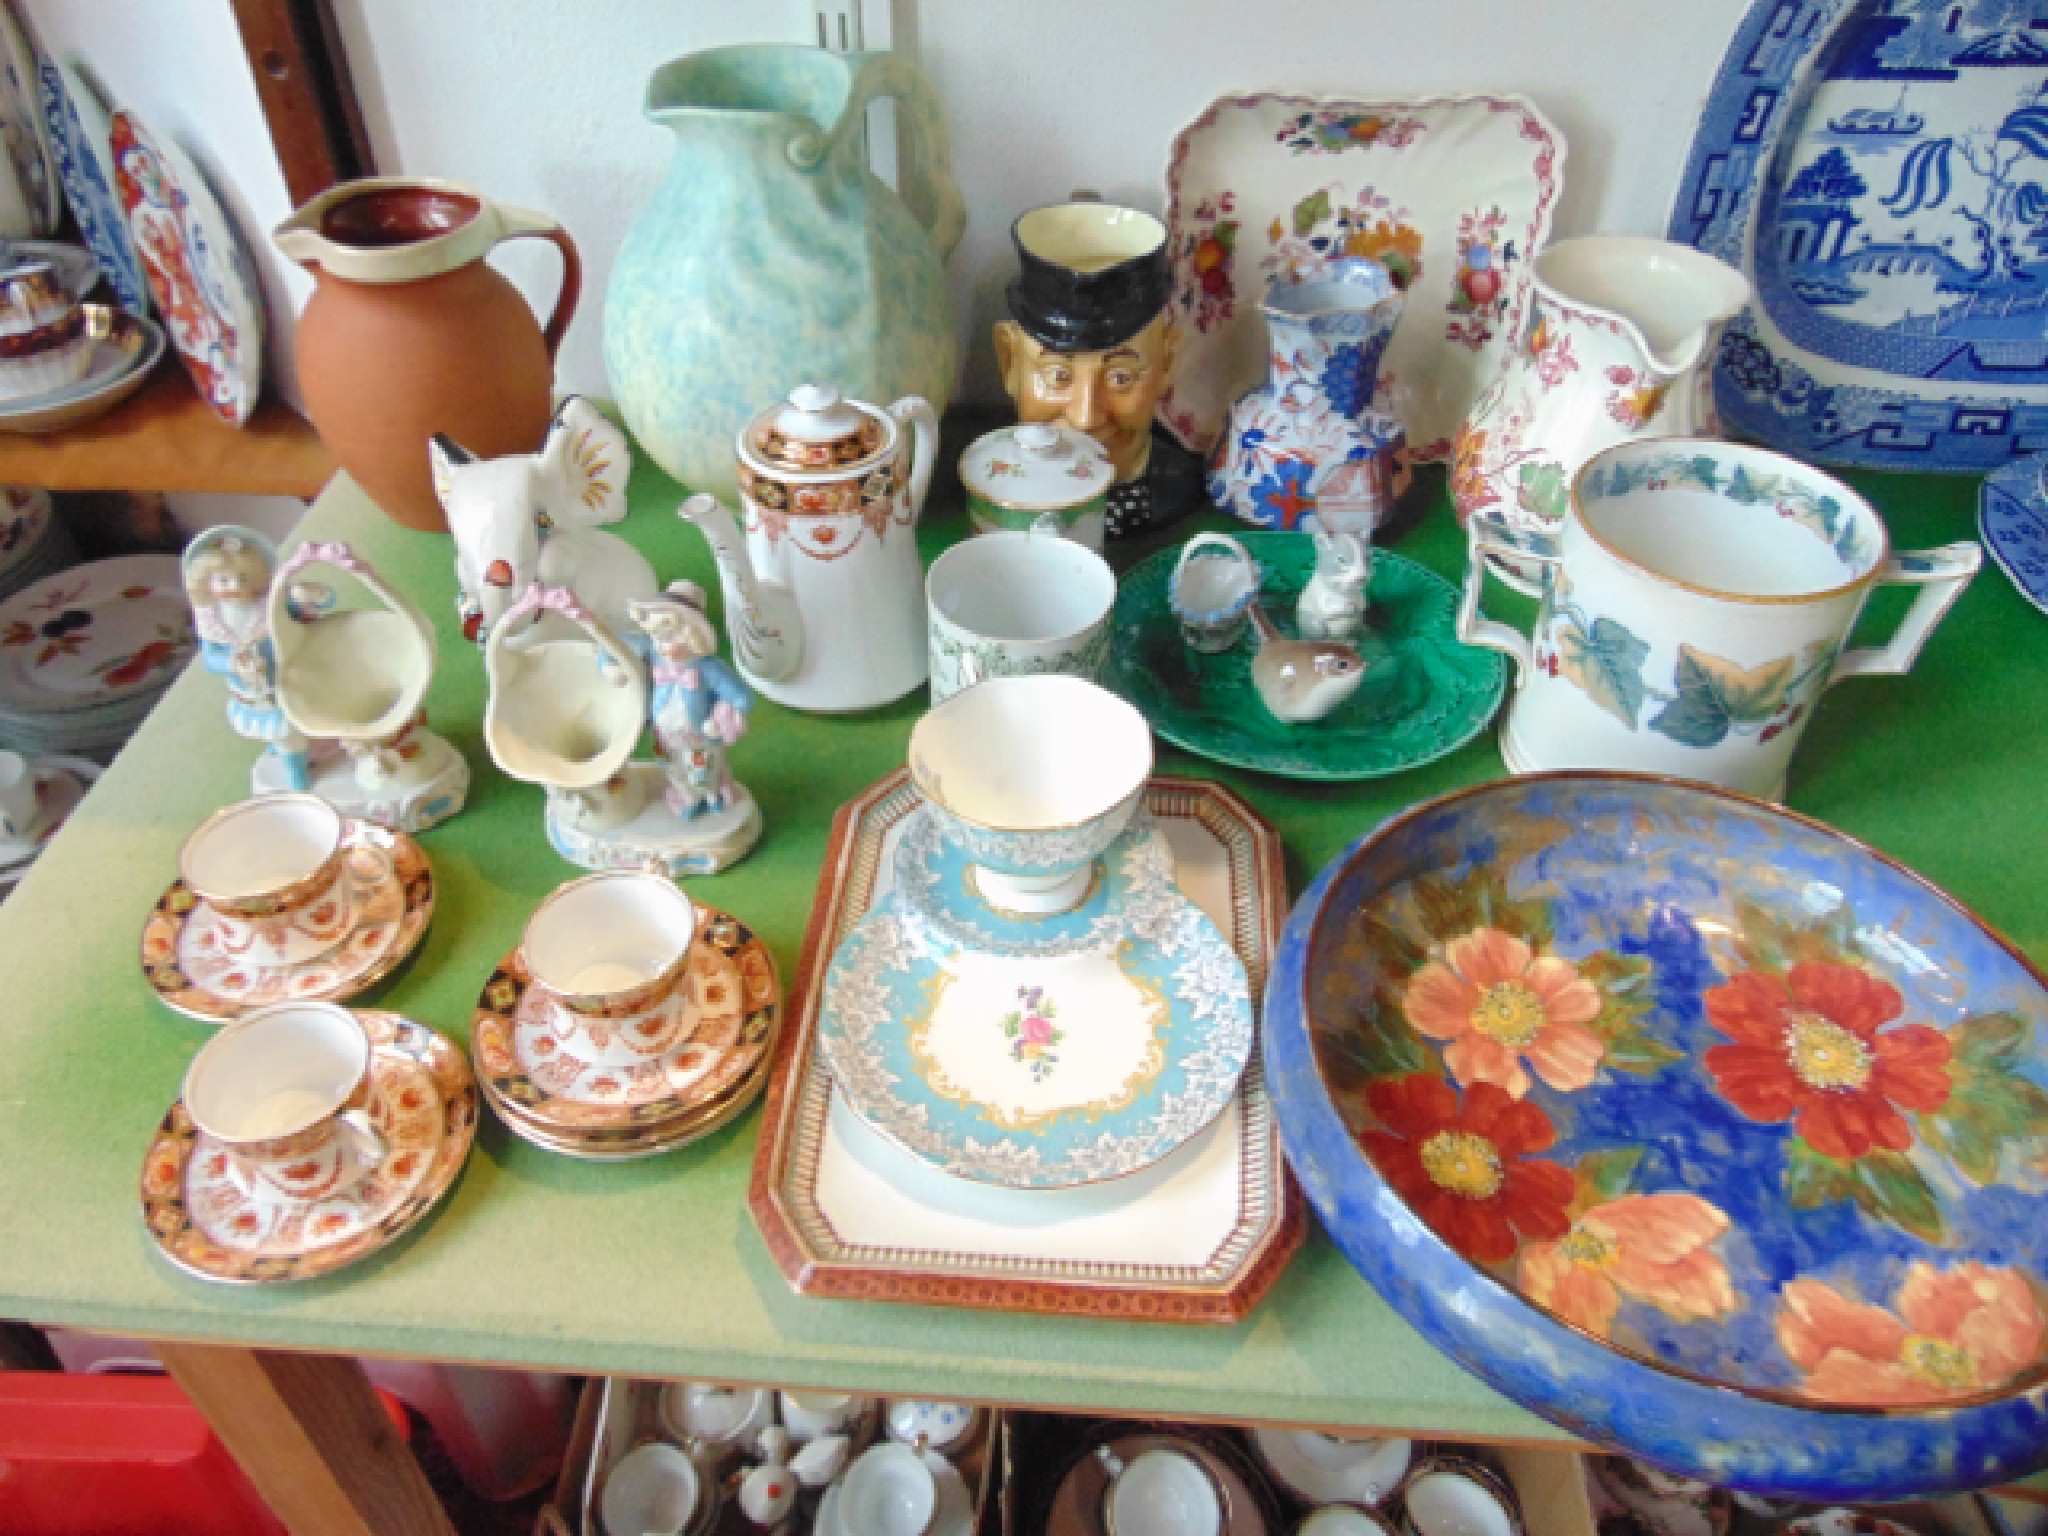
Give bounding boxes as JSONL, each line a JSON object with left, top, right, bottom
{"left": 1207, "top": 258, "right": 1407, "bottom": 531}
{"left": 1452, "top": 235, "right": 1749, "bottom": 589}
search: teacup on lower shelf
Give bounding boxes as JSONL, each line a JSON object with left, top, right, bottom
{"left": 907, "top": 674, "right": 1152, "bottom": 918}
{"left": 1098, "top": 1443, "right": 1227, "bottom": 1536}
{"left": 182, "top": 1000, "right": 388, "bottom": 1200}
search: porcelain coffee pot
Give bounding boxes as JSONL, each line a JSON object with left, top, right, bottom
{"left": 681, "top": 383, "right": 937, "bottom": 712}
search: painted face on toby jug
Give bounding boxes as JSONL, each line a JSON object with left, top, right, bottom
{"left": 998, "top": 200, "right": 1178, "bottom": 484}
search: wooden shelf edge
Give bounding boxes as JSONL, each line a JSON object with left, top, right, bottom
{"left": 0, "top": 362, "right": 333, "bottom": 498}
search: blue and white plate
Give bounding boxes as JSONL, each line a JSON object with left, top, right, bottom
{"left": 1981, "top": 453, "right": 2048, "bottom": 617}
{"left": 1671, "top": 0, "right": 2048, "bottom": 472}
{"left": 817, "top": 876, "right": 1253, "bottom": 1190}
{"left": 892, "top": 807, "right": 1186, "bottom": 959}
{"left": 37, "top": 59, "right": 146, "bottom": 314}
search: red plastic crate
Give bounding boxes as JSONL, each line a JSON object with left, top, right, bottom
{"left": 0, "top": 1370, "right": 409, "bottom": 1536}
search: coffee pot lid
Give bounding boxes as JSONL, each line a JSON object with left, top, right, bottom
{"left": 746, "top": 384, "right": 888, "bottom": 473}
{"left": 959, "top": 422, "right": 1113, "bottom": 509}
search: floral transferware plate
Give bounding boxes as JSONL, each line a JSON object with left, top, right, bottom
{"left": 472, "top": 906, "right": 780, "bottom": 1152}
{"left": 140, "top": 820, "right": 433, "bottom": 1024}
{"left": 140, "top": 1010, "right": 475, "bottom": 1285}
{"left": 1671, "top": 0, "right": 2048, "bottom": 472}
{"left": 37, "top": 59, "right": 147, "bottom": 315}
{"left": 109, "top": 110, "right": 263, "bottom": 425}
{"left": 1981, "top": 453, "right": 2048, "bottom": 617}
{"left": 1265, "top": 772, "right": 2048, "bottom": 1498}
{"left": 817, "top": 873, "right": 1253, "bottom": 1190}
{"left": 0, "top": 554, "right": 192, "bottom": 715}
{"left": 1103, "top": 533, "right": 1504, "bottom": 781}
{"left": 892, "top": 807, "right": 1185, "bottom": 960}
{"left": 1157, "top": 93, "right": 1564, "bottom": 464}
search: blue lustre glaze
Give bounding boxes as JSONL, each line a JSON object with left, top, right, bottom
{"left": 1981, "top": 453, "right": 2048, "bottom": 617}
{"left": 1265, "top": 773, "right": 2048, "bottom": 1499}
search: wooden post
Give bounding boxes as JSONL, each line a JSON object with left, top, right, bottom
{"left": 157, "top": 1342, "right": 454, "bottom": 1536}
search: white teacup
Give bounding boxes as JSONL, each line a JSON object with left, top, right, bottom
{"left": 907, "top": 675, "right": 1152, "bottom": 917}
{"left": 1400, "top": 1459, "right": 1523, "bottom": 1536}
{"left": 521, "top": 869, "right": 697, "bottom": 1027}
{"left": 182, "top": 1001, "right": 388, "bottom": 1201}
{"left": 780, "top": 1388, "right": 863, "bottom": 1442}
{"left": 840, "top": 1441, "right": 937, "bottom": 1536}
{"left": 925, "top": 523, "right": 1116, "bottom": 704}
{"left": 1459, "top": 437, "right": 1980, "bottom": 800}
{"left": 0, "top": 749, "right": 38, "bottom": 839}
{"left": 1098, "top": 1445, "right": 1225, "bottom": 1536}
{"left": 885, "top": 1398, "right": 977, "bottom": 1454}
{"left": 601, "top": 1441, "right": 702, "bottom": 1536}
{"left": 658, "top": 1382, "right": 774, "bottom": 1448}
{"left": 178, "top": 794, "right": 387, "bottom": 967}
{"left": 1300, "top": 1508, "right": 1400, "bottom": 1536}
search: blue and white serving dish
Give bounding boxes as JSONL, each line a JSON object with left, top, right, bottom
{"left": 1980, "top": 453, "right": 2048, "bottom": 616}
{"left": 37, "top": 59, "right": 146, "bottom": 316}
{"left": 1265, "top": 772, "right": 2048, "bottom": 1499}
{"left": 1672, "top": 0, "right": 2048, "bottom": 472}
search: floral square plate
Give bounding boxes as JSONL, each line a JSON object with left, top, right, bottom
{"left": 1157, "top": 93, "right": 1565, "bottom": 465}
{"left": 1265, "top": 772, "right": 2048, "bottom": 1499}
{"left": 1671, "top": 0, "right": 2048, "bottom": 471}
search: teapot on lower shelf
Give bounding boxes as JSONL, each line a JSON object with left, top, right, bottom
{"left": 680, "top": 383, "right": 938, "bottom": 714}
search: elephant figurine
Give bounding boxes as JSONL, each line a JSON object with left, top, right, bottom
{"left": 430, "top": 394, "right": 659, "bottom": 645}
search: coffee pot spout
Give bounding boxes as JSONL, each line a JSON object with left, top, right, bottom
{"left": 678, "top": 493, "right": 803, "bottom": 682}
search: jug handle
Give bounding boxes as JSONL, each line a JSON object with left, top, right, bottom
{"left": 821, "top": 53, "right": 966, "bottom": 260}
{"left": 1455, "top": 515, "right": 1562, "bottom": 677}
{"left": 1827, "top": 542, "right": 1981, "bottom": 686}
{"left": 486, "top": 203, "right": 583, "bottom": 359}
{"left": 888, "top": 396, "right": 939, "bottom": 523}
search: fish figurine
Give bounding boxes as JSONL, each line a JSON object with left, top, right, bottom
{"left": 1248, "top": 603, "right": 1366, "bottom": 723}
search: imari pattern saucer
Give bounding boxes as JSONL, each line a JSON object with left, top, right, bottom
{"left": 140, "top": 821, "right": 433, "bottom": 1024}
{"left": 472, "top": 906, "right": 780, "bottom": 1159}
{"left": 140, "top": 1011, "right": 475, "bottom": 1285}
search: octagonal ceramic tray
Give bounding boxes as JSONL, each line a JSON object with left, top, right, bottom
{"left": 1157, "top": 92, "right": 1564, "bottom": 464}
{"left": 1671, "top": 0, "right": 2048, "bottom": 471}
{"left": 1265, "top": 772, "right": 2048, "bottom": 1499}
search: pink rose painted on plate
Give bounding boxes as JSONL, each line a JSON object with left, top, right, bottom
{"left": 1002, "top": 984, "right": 1065, "bottom": 1083}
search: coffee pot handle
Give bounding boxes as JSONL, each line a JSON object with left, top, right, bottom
{"left": 1828, "top": 542, "right": 1981, "bottom": 686}
{"left": 1455, "top": 515, "right": 1560, "bottom": 677}
{"left": 836, "top": 53, "right": 965, "bottom": 259}
{"left": 889, "top": 396, "right": 940, "bottom": 523}
{"left": 487, "top": 203, "right": 583, "bottom": 359}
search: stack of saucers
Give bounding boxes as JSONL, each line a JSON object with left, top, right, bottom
{"left": 0, "top": 487, "right": 77, "bottom": 601}
{"left": 471, "top": 877, "right": 782, "bottom": 1161}
{"left": 0, "top": 553, "right": 194, "bottom": 760}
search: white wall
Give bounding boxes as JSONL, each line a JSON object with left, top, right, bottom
{"left": 333, "top": 0, "right": 1753, "bottom": 409}
{"left": 22, "top": 0, "right": 307, "bottom": 415}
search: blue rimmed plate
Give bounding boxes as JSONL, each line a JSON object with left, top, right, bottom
{"left": 37, "top": 58, "right": 146, "bottom": 314}
{"left": 1266, "top": 772, "right": 2048, "bottom": 1499}
{"left": 818, "top": 879, "right": 1252, "bottom": 1190}
{"left": 1981, "top": 453, "right": 2048, "bottom": 617}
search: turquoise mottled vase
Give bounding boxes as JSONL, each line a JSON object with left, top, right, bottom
{"left": 605, "top": 46, "right": 965, "bottom": 501}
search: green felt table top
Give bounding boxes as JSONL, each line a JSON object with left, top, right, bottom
{"left": 0, "top": 443, "right": 2035, "bottom": 1448}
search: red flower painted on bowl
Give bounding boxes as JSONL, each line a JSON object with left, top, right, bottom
{"left": 1703, "top": 962, "right": 1952, "bottom": 1160}
{"left": 1518, "top": 1193, "right": 1737, "bottom": 1340}
{"left": 1404, "top": 926, "right": 1604, "bottom": 1098}
{"left": 1359, "top": 1074, "right": 1575, "bottom": 1265}
{"left": 1778, "top": 1261, "right": 2044, "bottom": 1405}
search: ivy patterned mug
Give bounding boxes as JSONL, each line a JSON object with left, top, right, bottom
{"left": 1457, "top": 438, "right": 1979, "bottom": 800}
{"left": 925, "top": 522, "right": 1116, "bottom": 704}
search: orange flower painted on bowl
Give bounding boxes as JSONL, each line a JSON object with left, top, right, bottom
{"left": 1404, "top": 926, "right": 1605, "bottom": 1098}
{"left": 1518, "top": 1193, "right": 1737, "bottom": 1340}
{"left": 1451, "top": 425, "right": 1497, "bottom": 514}
{"left": 1703, "top": 961, "right": 1952, "bottom": 1161}
{"left": 1344, "top": 219, "right": 1423, "bottom": 289}
{"left": 1359, "top": 1074, "right": 1575, "bottom": 1266}
{"left": 1777, "top": 1262, "right": 2045, "bottom": 1405}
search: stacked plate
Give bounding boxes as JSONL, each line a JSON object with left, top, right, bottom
{"left": 471, "top": 905, "right": 782, "bottom": 1160}
{"left": 0, "top": 554, "right": 195, "bottom": 760}
{"left": 0, "top": 486, "right": 75, "bottom": 601}
{"left": 0, "top": 750, "right": 97, "bottom": 900}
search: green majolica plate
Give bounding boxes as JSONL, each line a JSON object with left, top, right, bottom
{"left": 1104, "top": 532, "right": 1504, "bottom": 781}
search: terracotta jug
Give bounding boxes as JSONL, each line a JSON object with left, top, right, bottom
{"left": 275, "top": 177, "right": 580, "bottom": 533}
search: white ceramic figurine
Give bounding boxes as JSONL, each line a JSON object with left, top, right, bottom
{"left": 1295, "top": 525, "right": 1373, "bottom": 643}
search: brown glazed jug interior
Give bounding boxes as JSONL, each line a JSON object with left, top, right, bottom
{"left": 318, "top": 187, "right": 481, "bottom": 250}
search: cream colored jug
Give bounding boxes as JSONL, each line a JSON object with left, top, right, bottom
{"left": 1453, "top": 235, "right": 1749, "bottom": 589}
